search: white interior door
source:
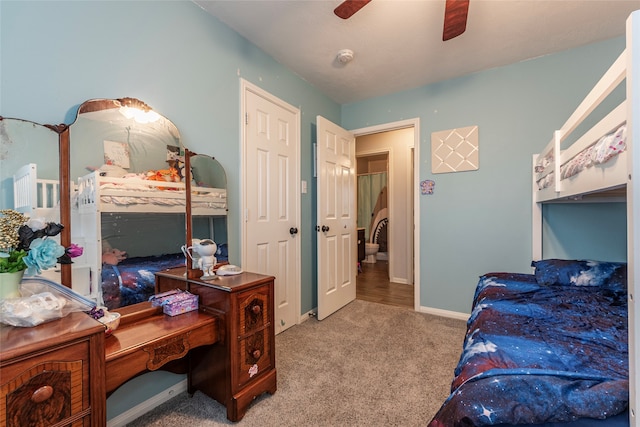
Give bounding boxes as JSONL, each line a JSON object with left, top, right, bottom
{"left": 316, "top": 116, "right": 356, "bottom": 320}
{"left": 242, "top": 80, "right": 300, "bottom": 334}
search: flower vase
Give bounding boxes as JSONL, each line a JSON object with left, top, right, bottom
{"left": 0, "top": 270, "right": 24, "bottom": 300}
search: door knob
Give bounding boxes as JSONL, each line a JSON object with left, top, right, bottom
{"left": 321, "top": 225, "right": 330, "bottom": 232}
{"left": 289, "top": 227, "right": 298, "bottom": 235}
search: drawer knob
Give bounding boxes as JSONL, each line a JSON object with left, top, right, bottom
{"left": 31, "top": 385, "right": 54, "bottom": 403}
{"left": 252, "top": 305, "right": 261, "bottom": 315}
{"left": 252, "top": 349, "right": 261, "bottom": 359}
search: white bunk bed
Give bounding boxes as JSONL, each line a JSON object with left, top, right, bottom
{"left": 76, "top": 170, "right": 227, "bottom": 215}
{"left": 531, "top": 11, "right": 640, "bottom": 426}
{"left": 13, "top": 163, "right": 60, "bottom": 219}
{"left": 75, "top": 170, "right": 227, "bottom": 307}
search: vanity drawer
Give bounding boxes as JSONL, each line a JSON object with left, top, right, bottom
{"left": 238, "top": 288, "right": 270, "bottom": 335}
{"left": 1, "top": 341, "right": 90, "bottom": 427}
{"left": 237, "top": 329, "right": 272, "bottom": 388}
{"left": 0, "top": 311, "right": 105, "bottom": 427}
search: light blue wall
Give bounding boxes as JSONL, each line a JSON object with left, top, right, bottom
{"left": 542, "top": 203, "right": 627, "bottom": 261}
{"left": 0, "top": 0, "right": 341, "bottom": 315}
{"left": 342, "top": 37, "right": 627, "bottom": 313}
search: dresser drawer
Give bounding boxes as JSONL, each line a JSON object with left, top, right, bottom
{"left": 238, "top": 287, "right": 270, "bottom": 335}
{"left": 0, "top": 312, "right": 104, "bottom": 427}
{"left": 237, "top": 329, "right": 272, "bottom": 388}
{"left": 1, "top": 340, "right": 90, "bottom": 427}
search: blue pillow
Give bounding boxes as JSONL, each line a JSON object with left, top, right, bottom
{"left": 531, "top": 259, "right": 627, "bottom": 288}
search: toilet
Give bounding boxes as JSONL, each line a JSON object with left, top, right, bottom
{"left": 364, "top": 242, "right": 379, "bottom": 264}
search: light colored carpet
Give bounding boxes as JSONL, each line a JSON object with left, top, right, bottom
{"left": 127, "top": 299, "right": 467, "bottom": 426}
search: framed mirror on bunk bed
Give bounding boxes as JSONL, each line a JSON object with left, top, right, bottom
{"left": 65, "top": 97, "right": 228, "bottom": 309}
{"left": 2, "top": 98, "right": 228, "bottom": 310}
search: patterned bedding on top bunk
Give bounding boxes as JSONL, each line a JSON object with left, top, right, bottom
{"left": 429, "top": 260, "right": 628, "bottom": 427}
{"left": 86, "top": 180, "right": 226, "bottom": 210}
{"left": 536, "top": 124, "right": 626, "bottom": 190}
{"left": 76, "top": 165, "right": 227, "bottom": 210}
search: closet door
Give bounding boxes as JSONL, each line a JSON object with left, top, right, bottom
{"left": 242, "top": 80, "right": 300, "bottom": 334}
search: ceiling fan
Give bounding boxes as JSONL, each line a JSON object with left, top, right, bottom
{"left": 334, "top": 0, "right": 470, "bottom": 41}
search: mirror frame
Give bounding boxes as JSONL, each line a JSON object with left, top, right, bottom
{"left": 0, "top": 116, "right": 70, "bottom": 286}
{"left": 56, "top": 124, "right": 72, "bottom": 287}
{"left": 184, "top": 149, "right": 228, "bottom": 279}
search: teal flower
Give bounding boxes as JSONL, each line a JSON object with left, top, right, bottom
{"left": 23, "top": 238, "right": 66, "bottom": 276}
{"left": 1, "top": 209, "right": 83, "bottom": 274}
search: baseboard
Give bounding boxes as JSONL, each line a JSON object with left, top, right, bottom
{"left": 106, "top": 379, "right": 187, "bottom": 427}
{"left": 419, "top": 305, "right": 469, "bottom": 321}
{"left": 389, "top": 276, "right": 409, "bottom": 285}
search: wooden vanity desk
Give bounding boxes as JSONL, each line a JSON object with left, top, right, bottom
{"left": 0, "top": 302, "right": 218, "bottom": 427}
{"left": 155, "top": 268, "right": 277, "bottom": 422}
{"left": 105, "top": 302, "right": 218, "bottom": 395}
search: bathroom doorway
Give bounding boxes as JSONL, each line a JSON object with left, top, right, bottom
{"left": 355, "top": 126, "right": 414, "bottom": 308}
{"left": 357, "top": 153, "right": 388, "bottom": 264}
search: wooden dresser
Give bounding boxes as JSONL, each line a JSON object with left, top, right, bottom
{"left": 155, "top": 268, "right": 277, "bottom": 421}
{"left": 0, "top": 311, "right": 106, "bottom": 427}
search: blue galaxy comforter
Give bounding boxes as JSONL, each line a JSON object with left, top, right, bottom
{"left": 101, "top": 253, "right": 185, "bottom": 309}
{"left": 429, "top": 264, "right": 628, "bottom": 426}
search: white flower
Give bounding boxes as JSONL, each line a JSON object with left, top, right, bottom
{"left": 26, "top": 217, "right": 47, "bottom": 231}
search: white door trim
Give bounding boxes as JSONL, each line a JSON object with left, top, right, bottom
{"left": 239, "top": 78, "right": 301, "bottom": 330}
{"left": 350, "top": 118, "right": 420, "bottom": 312}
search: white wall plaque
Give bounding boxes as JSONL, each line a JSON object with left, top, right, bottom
{"left": 103, "top": 140, "right": 130, "bottom": 168}
{"left": 431, "top": 125, "right": 478, "bottom": 174}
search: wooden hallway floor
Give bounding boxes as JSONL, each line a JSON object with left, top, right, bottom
{"left": 356, "top": 260, "right": 414, "bottom": 309}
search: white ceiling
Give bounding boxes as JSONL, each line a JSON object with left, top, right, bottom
{"left": 195, "top": 0, "right": 640, "bottom": 105}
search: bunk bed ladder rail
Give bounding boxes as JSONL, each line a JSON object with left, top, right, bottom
{"left": 13, "top": 163, "right": 37, "bottom": 213}
{"left": 77, "top": 172, "right": 98, "bottom": 212}
{"left": 626, "top": 10, "right": 640, "bottom": 426}
{"left": 553, "top": 130, "right": 562, "bottom": 194}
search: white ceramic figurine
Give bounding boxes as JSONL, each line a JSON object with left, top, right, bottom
{"left": 193, "top": 239, "right": 217, "bottom": 279}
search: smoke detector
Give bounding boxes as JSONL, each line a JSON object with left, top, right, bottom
{"left": 336, "top": 49, "right": 354, "bottom": 64}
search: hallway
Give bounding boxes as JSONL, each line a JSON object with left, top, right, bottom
{"left": 356, "top": 261, "right": 413, "bottom": 309}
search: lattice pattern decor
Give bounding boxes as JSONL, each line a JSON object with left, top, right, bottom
{"left": 431, "top": 125, "right": 479, "bottom": 174}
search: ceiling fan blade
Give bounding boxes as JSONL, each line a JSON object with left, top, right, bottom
{"left": 443, "top": 0, "right": 470, "bottom": 41}
{"left": 334, "top": 0, "right": 372, "bottom": 19}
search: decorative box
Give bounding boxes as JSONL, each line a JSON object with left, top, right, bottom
{"left": 149, "top": 289, "right": 199, "bottom": 316}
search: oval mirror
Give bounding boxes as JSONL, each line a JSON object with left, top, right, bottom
{"left": 66, "top": 98, "right": 230, "bottom": 309}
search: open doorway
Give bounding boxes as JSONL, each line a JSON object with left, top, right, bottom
{"left": 354, "top": 126, "right": 415, "bottom": 309}
{"left": 357, "top": 153, "right": 389, "bottom": 265}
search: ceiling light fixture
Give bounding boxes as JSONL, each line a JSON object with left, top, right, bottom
{"left": 336, "top": 49, "right": 354, "bottom": 64}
